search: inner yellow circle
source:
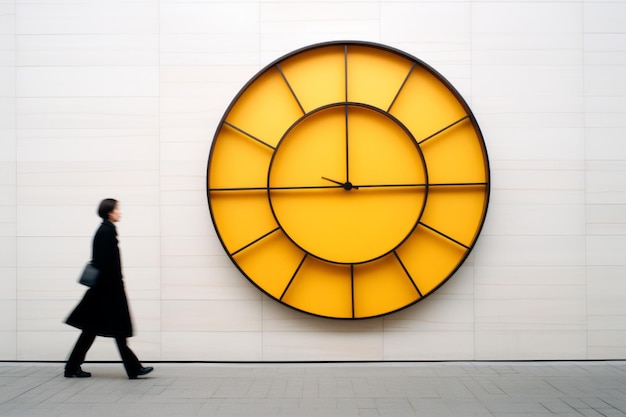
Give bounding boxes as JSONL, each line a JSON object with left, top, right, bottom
{"left": 268, "top": 105, "right": 427, "bottom": 264}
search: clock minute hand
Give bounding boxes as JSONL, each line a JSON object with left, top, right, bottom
{"left": 321, "top": 176, "right": 358, "bottom": 190}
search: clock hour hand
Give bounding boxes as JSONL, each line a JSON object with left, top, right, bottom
{"left": 321, "top": 176, "right": 358, "bottom": 190}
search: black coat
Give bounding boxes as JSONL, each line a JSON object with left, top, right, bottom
{"left": 66, "top": 220, "right": 133, "bottom": 338}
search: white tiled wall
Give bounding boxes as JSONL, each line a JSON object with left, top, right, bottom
{"left": 585, "top": 1, "right": 626, "bottom": 359}
{"left": 1, "top": 0, "right": 625, "bottom": 361}
{"left": 0, "top": 0, "right": 16, "bottom": 360}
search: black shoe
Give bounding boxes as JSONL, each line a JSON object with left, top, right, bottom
{"left": 64, "top": 368, "right": 91, "bottom": 378}
{"left": 129, "top": 366, "right": 153, "bottom": 379}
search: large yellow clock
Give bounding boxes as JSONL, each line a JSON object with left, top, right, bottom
{"left": 207, "top": 41, "right": 490, "bottom": 319}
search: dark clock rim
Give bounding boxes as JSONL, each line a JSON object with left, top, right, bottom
{"left": 206, "top": 40, "right": 491, "bottom": 320}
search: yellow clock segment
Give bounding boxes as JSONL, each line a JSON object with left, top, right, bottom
{"left": 206, "top": 41, "right": 490, "bottom": 319}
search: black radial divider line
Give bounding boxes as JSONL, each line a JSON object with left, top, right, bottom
{"left": 223, "top": 121, "right": 276, "bottom": 150}
{"left": 344, "top": 104, "right": 350, "bottom": 183}
{"left": 418, "top": 115, "right": 470, "bottom": 145}
{"left": 276, "top": 63, "right": 306, "bottom": 115}
{"left": 343, "top": 44, "right": 349, "bottom": 102}
{"left": 393, "top": 251, "right": 423, "bottom": 298}
{"left": 351, "top": 264, "right": 355, "bottom": 319}
{"left": 209, "top": 184, "right": 342, "bottom": 192}
{"left": 419, "top": 222, "right": 470, "bottom": 250}
{"left": 387, "top": 62, "right": 417, "bottom": 113}
{"left": 230, "top": 227, "right": 280, "bottom": 257}
{"left": 344, "top": 45, "right": 350, "bottom": 183}
{"left": 207, "top": 182, "right": 491, "bottom": 192}
{"left": 280, "top": 253, "right": 308, "bottom": 301}
{"left": 428, "top": 181, "right": 488, "bottom": 188}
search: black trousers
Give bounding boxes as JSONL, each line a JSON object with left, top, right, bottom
{"left": 66, "top": 330, "right": 142, "bottom": 377}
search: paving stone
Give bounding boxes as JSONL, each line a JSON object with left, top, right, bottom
{"left": 1, "top": 361, "right": 626, "bottom": 416}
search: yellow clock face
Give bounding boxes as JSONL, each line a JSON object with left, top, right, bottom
{"left": 207, "top": 41, "right": 490, "bottom": 319}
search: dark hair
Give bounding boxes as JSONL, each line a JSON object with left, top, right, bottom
{"left": 97, "top": 198, "right": 118, "bottom": 220}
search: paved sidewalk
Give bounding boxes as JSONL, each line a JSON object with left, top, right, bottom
{"left": 1, "top": 361, "right": 626, "bottom": 416}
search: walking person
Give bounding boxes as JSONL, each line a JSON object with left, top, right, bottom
{"left": 64, "top": 198, "right": 153, "bottom": 379}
